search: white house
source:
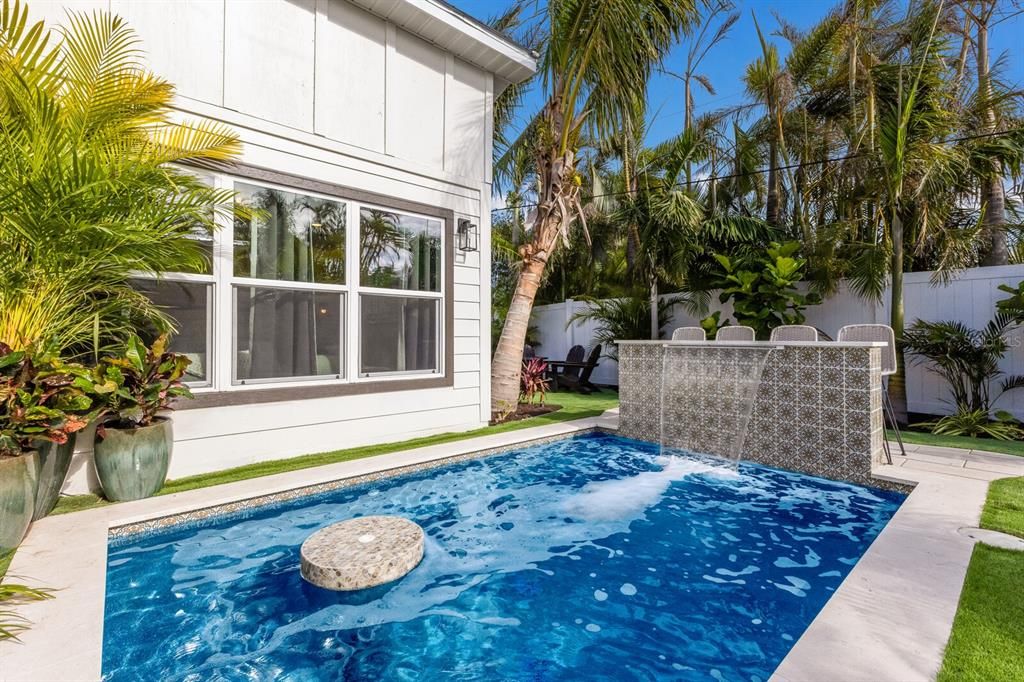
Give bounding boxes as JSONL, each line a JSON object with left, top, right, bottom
{"left": 29, "top": 0, "right": 536, "bottom": 491}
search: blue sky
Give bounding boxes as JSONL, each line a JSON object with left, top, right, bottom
{"left": 452, "top": 0, "right": 1024, "bottom": 148}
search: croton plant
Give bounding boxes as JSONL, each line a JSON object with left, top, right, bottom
{"left": 0, "top": 343, "right": 97, "bottom": 458}
{"left": 93, "top": 334, "right": 193, "bottom": 430}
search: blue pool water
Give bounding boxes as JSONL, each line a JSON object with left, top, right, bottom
{"left": 103, "top": 433, "right": 903, "bottom": 681}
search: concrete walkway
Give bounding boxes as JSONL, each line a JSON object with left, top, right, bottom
{"left": 773, "top": 442, "right": 1024, "bottom": 682}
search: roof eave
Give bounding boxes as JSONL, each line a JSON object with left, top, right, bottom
{"left": 348, "top": 0, "right": 537, "bottom": 86}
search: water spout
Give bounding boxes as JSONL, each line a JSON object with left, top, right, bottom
{"left": 659, "top": 343, "right": 776, "bottom": 464}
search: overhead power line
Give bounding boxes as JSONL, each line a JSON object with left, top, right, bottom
{"left": 491, "top": 126, "right": 1024, "bottom": 214}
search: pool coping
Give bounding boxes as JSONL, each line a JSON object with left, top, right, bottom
{"left": 2, "top": 410, "right": 1022, "bottom": 681}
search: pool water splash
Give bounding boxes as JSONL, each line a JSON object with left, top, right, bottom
{"left": 102, "top": 432, "right": 903, "bottom": 681}
{"left": 563, "top": 454, "right": 738, "bottom": 522}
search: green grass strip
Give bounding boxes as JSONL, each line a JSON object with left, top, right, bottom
{"left": 980, "top": 477, "right": 1024, "bottom": 539}
{"left": 52, "top": 392, "right": 619, "bottom": 516}
{"left": 940, "top": 476, "right": 1024, "bottom": 679}
{"left": 888, "top": 429, "right": 1024, "bottom": 458}
{"left": 938, "top": 544, "right": 1024, "bottom": 682}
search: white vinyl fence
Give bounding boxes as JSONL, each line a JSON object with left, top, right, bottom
{"left": 530, "top": 264, "right": 1024, "bottom": 418}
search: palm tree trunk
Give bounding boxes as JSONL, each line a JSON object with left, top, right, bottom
{"left": 888, "top": 212, "right": 909, "bottom": 426}
{"left": 491, "top": 253, "right": 548, "bottom": 414}
{"left": 975, "top": 8, "right": 1008, "bottom": 266}
{"left": 981, "top": 176, "right": 1008, "bottom": 266}
{"left": 710, "top": 148, "right": 718, "bottom": 214}
{"left": 684, "top": 74, "right": 692, "bottom": 190}
{"left": 491, "top": 98, "right": 576, "bottom": 414}
{"left": 650, "top": 280, "right": 659, "bottom": 340}
{"left": 766, "top": 138, "right": 779, "bottom": 226}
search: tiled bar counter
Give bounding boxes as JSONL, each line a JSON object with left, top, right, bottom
{"left": 616, "top": 340, "right": 886, "bottom": 486}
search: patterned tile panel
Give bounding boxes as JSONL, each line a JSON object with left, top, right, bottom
{"left": 618, "top": 343, "right": 885, "bottom": 487}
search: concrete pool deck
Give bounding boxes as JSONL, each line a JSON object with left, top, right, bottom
{"left": 773, "top": 442, "right": 1024, "bottom": 682}
{"left": 2, "top": 411, "right": 1022, "bottom": 681}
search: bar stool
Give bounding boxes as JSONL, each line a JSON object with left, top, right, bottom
{"left": 716, "top": 325, "right": 756, "bottom": 342}
{"left": 836, "top": 324, "right": 906, "bottom": 464}
{"left": 769, "top": 325, "right": 818, "bottom": 342}
{"left": 671, "top": 327, "right": 706, "bottom": 341}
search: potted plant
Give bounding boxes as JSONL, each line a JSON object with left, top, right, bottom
{"left": 92, "top": 335, "right": 193, "bottom": 502}
{"left": 1, "top": 344, "right": 93, "bottom": 551}
{"left": 32, "top": 358, "right": 100, "bottom": 521}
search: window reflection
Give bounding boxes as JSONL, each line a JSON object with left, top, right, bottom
{"left": 359, "top": 208, "right": 441, "bottom": 292}
{"left": 133, "top": 279, "right": 211, "bottom": 384}
{"left": 234, "top": 182, "right": 346, "bottom": 285}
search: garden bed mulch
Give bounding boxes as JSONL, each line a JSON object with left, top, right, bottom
{"left": 490, "top": 403, "right": 562, "bottom": 425}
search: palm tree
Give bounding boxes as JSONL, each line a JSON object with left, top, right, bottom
{"left": 742, "top": 14, "right": 793, "bottom": 228}
{"left": 489, "top": 0, "right": 701, "bottom": 415}
{"left": 958, "top": 0, "right": 1024, "bottom": 265}
{"left": 568, "top": 296, "right": 675, "bottom": 360}
{"left": 615, "top": 124, "right": 711, "bottom": 338}
{"left": 0, "top": 1, "right": 239, "bottom": 355}
{"left": 662, "top": 1, "right": 739, "bottom": 189}
{"left": 874, "top": 0, "right": 959, "bottom": 423}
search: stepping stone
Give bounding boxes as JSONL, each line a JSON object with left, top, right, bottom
{"left": 301, "top": 515, "right": 424, "bottom": 591}
{"left": 957, "top": 526, "right": 1024, "bottom": 551}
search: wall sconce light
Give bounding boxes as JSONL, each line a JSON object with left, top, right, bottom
{"left": 457, "top": 218, "right": 478, "bottom": 252}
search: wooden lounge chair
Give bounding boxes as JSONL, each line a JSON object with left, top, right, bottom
{"left": 552, "top": 344, "right": 602, "bottom": 393}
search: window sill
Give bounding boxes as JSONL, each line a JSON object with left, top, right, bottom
{"left": 178, "top": 374, "right": 454, "bottom": 409}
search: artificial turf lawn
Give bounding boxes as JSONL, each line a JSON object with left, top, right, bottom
{"left": 889, "top": 428, "right": 1024, "bottom": 458}
{"left": 939, "top": 477, "right": 1024, "bottom": 682}
{"left": 51, "top": 391, "right": 619, "bottom": 516}
{"left": 980, "top": 477, "right": 1024, "bottom": 540}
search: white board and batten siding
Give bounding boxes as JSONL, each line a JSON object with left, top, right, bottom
{"left": 532, "top": 265, "right": 1024, "bottom": 419}
{"left": 27, "top": 0, "right": 529, "bottom": 491}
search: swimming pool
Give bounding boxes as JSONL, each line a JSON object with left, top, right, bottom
{"left": 102, "top": 432, "right": 903, "bottom": 681}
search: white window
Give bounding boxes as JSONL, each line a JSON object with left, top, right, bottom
{"left": 133, "top": 174, "right": 216, "bottom": 387}
{"left": 231, "top": 181, "right": 347, "bottom": 384}
{"left": 134, "top": 277, "right": 214, "bottom": 386}
{"left": 138, "top": 170, "right": 448, "bottom": 395}
{"left": 358, "top": 207, "right": 443, "bottom": 376}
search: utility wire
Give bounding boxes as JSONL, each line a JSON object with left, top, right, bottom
{"left": 491, "top": 126, "right": 1024, "bottom": 214}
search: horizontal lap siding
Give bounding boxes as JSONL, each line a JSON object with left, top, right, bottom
{"left": 169, "top": 404, "right": 484, "bottom": 478}
{"left": 176, "top": 387, "right": 481, "bottom": 440}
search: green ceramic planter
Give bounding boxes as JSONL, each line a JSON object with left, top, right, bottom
{"left": 0, "top": 451, "right": 39, "bottom": 553}
{"left": 94, "top": 419, "right": 172, "bottom": 502}
{"left": 32, "top": 434, "right": 77, "bottom": 520}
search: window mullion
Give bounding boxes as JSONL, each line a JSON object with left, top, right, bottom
{"left": 346, "top": 200, "right": 360, "bottom": 381}
{"left": 213, "top": 173, "right": 234, "bottom": 392}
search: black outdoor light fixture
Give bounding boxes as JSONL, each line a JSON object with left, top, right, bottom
{"left": 457, "top": 218, "right": 478, "bottom": 252}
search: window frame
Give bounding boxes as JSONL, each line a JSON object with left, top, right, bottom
{"left": 355, "top": 200, "right": 445, "bottom": 379}
{"left": 131, "top": 265, "right": 218, "bottom": 392}
{"left": 228, "top": 177, "right": 351, "bottom": 386}
{"left": 131, "top": 169, "right": 219, "bottom": 390}
{"left": 168, "top": 163, "right": 456, "bottom": 408}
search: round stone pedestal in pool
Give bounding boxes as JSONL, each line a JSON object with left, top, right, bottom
{"left": 300, "top": 516, "right": 424, "bottom": 591}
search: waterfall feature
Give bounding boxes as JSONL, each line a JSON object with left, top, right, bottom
{"left": 659, "top": 344, "right": 775, "bottom": 464}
